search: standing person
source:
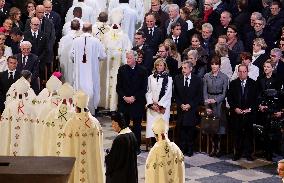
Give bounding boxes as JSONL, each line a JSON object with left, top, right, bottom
{"left": 227, "top": 64, "right": 258, "bottom": 161}
{"left": 61, "top": 90, "right": 105, "bottom": 183}
{"left": 116, "top": 50, "right": 148, "bottom": 154}
{"left": 203, "top": 57, "right": 228, "bottom": 157}
{"left": 71, "top": 22, "right": 106, "bottom": 115}
{"left": 146, "top": 58, "right": 173, "bottom": 141}
{"left": 145, "top": 117, "right": 185, "bottom": 183}
{"left": 278, "top": 159, "right": 284, "bottom": 183}
{"left": 105, "top": 112, "right": 138, "bottom": 183}
{"left": 0, "top": 56, "right": 20, "bottom": 113}
{"left": 174, "top": 61, "right": 202, "bottom": 156}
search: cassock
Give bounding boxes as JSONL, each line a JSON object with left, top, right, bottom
{"left": 146, "top": 73, "right": 173, "bottom": 138}
{"left": 65, "top": 2, "right": 96, "bottom": 24}
{"left": 109, "top": 3, "right": 139, "bottom": 43}
{"left": 71, "top": 32, "right": 106, "bottom": 114}
{"left": 105, "top": 127, "right": 138, "bottom": 183}
{"left": 61, "top": 91, "right": 105, "bottom": 183}
{"left": 62, "top": 17, "right": 84, "bottom": 36}
{"left": 40, "top": 83, "right": 74, "bottom": 156}
{"left": 0, "top": 77, "right": 37, "bottom": 156}
{"left": 145, "top": 118, "right": 185, "bottom": 183}
{"left": 58, "top": 30, "right": 82, "bottom": 83}
{"left": 99, "top": 27, "right": 132, "bottom": 111}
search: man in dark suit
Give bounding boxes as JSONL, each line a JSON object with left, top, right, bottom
{"left": 43, "top": 0, "right": 61, "bottom": 41}
{"left": 9, "top": 27, "right": 23, "bottom": 54}
{"left": 0, "top": 56, "right": 21, "bottom": 113}
{"left": 227, "top": 64, "right": 258, "bottom": 161}
{"left": 174, "top": 61, "right": 203, "bottom": 156}
{"left": 139, "top": 13, "right": 164, "bottom": 55}
{"left": 116, "top": 50, "right": 148, "bottom": 154}
{"left": 15, "top": 41, "right": 39, "bottom": 94}
{"left": 132, "top": 31, "right": 154, "bottom": 74}
{"left": 270, "top": 48, "right": 284, "bottom": 83}
{"left": 168, "top": 22, "right": 188, "bottom": 55}
{"left": 0, "top": 0, "right": 9, "bottom": 26}
{"left": 165, "top": 4, "right": 187, "bottom": 37}
{"left": 24, "top": 17, "right": 48, "bottom": 84}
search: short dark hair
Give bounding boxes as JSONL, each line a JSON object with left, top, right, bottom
{"left": 119, "top": 0, "right": 129, "bottom": 3}
{"left": 71, "top": 19, "right": 80, "bottom": 30}
{"left": 171, "top": 22, "right": 181, "bottom": 30}
{"left": 98, "top": 12, "right": 108, "bottom": 22}
{"left": 240, "top": 52, "right": 252, "bottom": 61}
{"left": 211, "top": 56, "right": 221, "bottom": 65}
{"left": 135, "top": 30, "right": 146, "bottom": 38}
{"left": 7, "top": 56, "right": 18, "bottom": 62}
{"left": 10, "top": 27, "right": 23, "bottom": 36}
{"left": 111, "top": 112, "right": 127, "bottom": 129}
{"left": 21, "top": 70, "right": 32, "bottom": 80}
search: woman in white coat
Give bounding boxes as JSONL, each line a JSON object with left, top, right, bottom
{"left": 146, "top": 58, "right": 173, "bottom": 140}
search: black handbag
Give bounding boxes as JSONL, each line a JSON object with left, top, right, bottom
{"left": 200, "top": 114, "right": 220, "bottom": 134}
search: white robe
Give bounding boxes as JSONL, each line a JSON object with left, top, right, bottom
{"left": 58, "top": 30, "right": 81, "bottom": 83}
{"left": 40, "top": 101, "right": 75, "bottom": 156}
{"left": 92, "top": 22, "right": 110, "bottom": 42}
{"left": 71, "top": 33, "right": 106, "bottom": 114}
{"left": 109, "top": 3, "right": 139, "bottom": 43}
{"left": 145, "top": 139, "right": 185, "bottom": 183}
{"left": 73, "top": 0, "right": 101, "bottom": 16}
{"left": 0, "top": 56, "right": 7, "bottom": 72}
{"left": 62, "top": 17, "right": 84, "bottom": 36}
{"left": 0, "top": 98, "right": 37, "bottom": 156}
{"left": 61, "top": 112, "right": 105, "bottom": 183}
{"left": 146, "top": 74, "right": 172, "bottom": 138}
{"left": 108, "top": 0, "right": 144, "bottom": 23}
{"left": 4, "top": 45, "right": 12, "bottom": 57}
{"left": 65, "top": 2, "right": 96, "bottom": 24}
{"left": 99, "top": 28, "right": 132, "bottom": 111}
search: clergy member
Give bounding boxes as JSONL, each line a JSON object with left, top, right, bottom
{"left": 105, "top": 112, "right": 138, "bottom": 183}
{"left": 145, "top": 117, "right": 185, "bottom": 183}
{"left": 71, "top": 22, "right": 106, "bottom": 115}
{"left": 61, "top": 90, "right": 105, "bottom": 183}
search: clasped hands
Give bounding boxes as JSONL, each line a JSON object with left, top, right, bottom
{"left": 181, "top": 104, "right": 191, "bottom": 111}
{"left": 151, "top": 102, "right": 165, "bottom": 114}
{"left": 123, "top": 96, "right": 135, "bottom": 104}
{"left": 235, "top": 108, "right": 251, "bottom": 114}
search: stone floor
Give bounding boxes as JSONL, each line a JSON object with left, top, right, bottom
{"left": 98, "top": 116, "right": 282, "bottom": 183}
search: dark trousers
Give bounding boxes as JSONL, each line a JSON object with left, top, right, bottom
{"left": 124, "top": 114, "right": 142, "bottom": 149}
{"left": 233, "top": 114, "right": 253, "bottom": 156}
{"left": 178, "top": 125, "right": 195, "bottom": 153}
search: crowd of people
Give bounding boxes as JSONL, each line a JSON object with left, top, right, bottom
{"left": 1, "top": 0, "right": 284, "bottom": 182}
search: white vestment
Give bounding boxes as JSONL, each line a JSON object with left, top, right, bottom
{"left": 4, "top": 45, "right": 12, "bottom": 57}
{"left": 230, "top": 63, "right": 259, "bottom": 81}
{"left": 110, "top": 3, "right": 139, "bottom": 43}
{"left": 61, "top": 112, "right": 105, "bottom": 183}
{"left": 146, "top": 74, "right": 172, "bottom": 138}
{"left": 62, "top": 17, "right": 84, "bottom": 36}
{"left": 99, "top": 28, "right": 132, "bottom": 111}
{"left": 0, "top": 56, "right": 7, "bottom": 72}
{"left": 58, "top": 30, "right": 81, "bottom": 83}
{"left": 40, "top": 100, "right": 74, "bottom": 156}
{"left": 65, "top": 2, "right": 96, "bottom": 24}
{"left": 145, "top": 139, "right": 185, "bottom": 183}
{"left": 73, "top": 0, "right": 101, "bottom": 15}
{"left": 0, "top": 98, "right": 37, "bottom": 156}
{"left": 92, "top": 22, "right": 110, "bottom": 42}
{"left": 71, "top": 33, "right": 106, "bottom": 114}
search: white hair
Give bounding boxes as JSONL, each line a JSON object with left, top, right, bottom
{"left": 20, "top": 41, "right": 32, "bottom": 48}
{"left": 169, "top": 4, "right": 179, "bottom": 12}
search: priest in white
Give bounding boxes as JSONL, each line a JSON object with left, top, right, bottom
{"left": 0, "top": 77, "right": 37, "bottom": 156}
{"left": 145, "top": 117, "right": 185, "bottom": 183}
{"left": 61, "top": 90, "right": 105, "bottom": 183}
{"left": 71, "top": 23, "right": 106, "bottom": 115}
{"left": 92, "top": 12, "right": 111, "bottom": 42}
{"left": 99, "top": 10, "right": 132, "bottom": 111}
{"left": 59, "top": 19, "right": 82, "bottom": 83}
{"left": 62, "top": 7, "right": 84, "bottom": 36}
{"left": 40, "top": 83, "right": 75, "bottom": 156}
{"left": 109, "top": 0, "right": 139, "bottom": 43}
{"left": 65, "top": 0, "right": 96, "bottom": 24}
{"left": 146, "top": 58, "right": 173, "bottom": 139}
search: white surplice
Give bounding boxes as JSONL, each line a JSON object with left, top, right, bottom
{"left": 62, "top": 17, "right": 84, "bottom": 36}
{"left": 61, "top": 112, "right": 105, "bottom": 183}
{"left": 145, "top": 139, "right": 185, "bottom": 183}
{"left": 65, "top": 2, "right": 96, "bottom": 24}
{"left": 146, "top": 74, "right": 172, "bottom": 138}
{"left": 4, "top": 45, "right": 12, "bottom": 57}
{"left": 109, "top": 3, "right": 139, "bottom": 43}
{"left": 99, "top": 28, "right": 132, "bottom": 111}
{"left": 71, "top": 33, "right": 106, "bottom": 114}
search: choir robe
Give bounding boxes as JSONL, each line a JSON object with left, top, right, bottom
{"left": 145, "top": 139, "right": 185, "bottom": 183}
{"left": 105, "top": 127, "right": 138, "bottom": 183}
{"left": 73, "top": 0, "right": 101, "bottom": 18}
{"left": 61, "top": 112, "right": 105, "bottom": 183}
{"left": 65, "top": 2, "right": 96, "bottom": 24}
{"left": 92, "top": 22, "right": 110, "bottom": 42}
{"left": 99, "top": 28, "right": 132, "bottom": 111}
{"left": 40, "top": 101, "right": 75, "bottom": 156}
{"left": 109, "top": 3, "right": 139, "bottom": 43}
{"left": 0, "top": 98, "right": 37, "bottom": 156}
{"left": 146, "top": 74, "right": 173, "bottom": 138}
{"left": 71, "top": 33, "right": 106, "bottom": 114}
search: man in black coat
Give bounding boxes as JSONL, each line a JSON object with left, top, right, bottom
{"left": 24, "top": 17, "right": 48, "bottom": 83}
{"left": 132, "top": 31, "right": 154, "bottom": 75}
{"left": 0, "top": 0, "right": 9, "bottom": 26}
{"left": 116, "top": 50, "right": 148, "bottom": 154}
{"left": 0, "top": 56, "right": 21, "bottom": 113}
{"left": 227, "top": 64, "right": 258, "bottom": 161}
{"left": 9, "top": 27, "right": 23, "bottom": 54}
{"left": 165, "top": 4, "right": 187, "bottom": 37}
{"left": 15, "top": 41, "right": 40, "bottom": 94}
{"left": 168, "top": 22, "right": 188, "bottom": 55}
{"left": 174, "top": 61, "right": 203, "bottom": 156}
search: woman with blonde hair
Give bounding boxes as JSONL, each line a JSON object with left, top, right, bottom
{"left": 215, "top": 43, "right": 233, "bottom": 78}
{"left": 9, "top": 7, "right": 24, "bottom": 31}
{"left": 146, "top": 58, "right": 173, "bottom": 142}
{"left": 252, "top": 38, "right": 269, "bottom": 75}
{"left": 164, "top": 38, "right": 182, "bottom": 67}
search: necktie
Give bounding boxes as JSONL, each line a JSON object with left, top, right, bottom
{"left": 241, "top": 80, "right": 245, "bottom": 95}
{"left": 23, "top": 56, "right": 27, "bottom": 66}
{"left": 185, "top": 77, "right": 189, "bottom": 87}
{"left": 45, "top": 13, "right": 50, "bottom": 19}
{"left": 8, "top": 72, "right": 13, "bottom": 80}
{"left": 33, "top": 32, "right": 36, "bottom": 39}
{"left": 174, "top": 38, "right": 178, "bottom": 44}
{"left": 148, "top": 28, "right": 153, "bottom": 36}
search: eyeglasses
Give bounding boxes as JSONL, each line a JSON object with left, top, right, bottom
{"left": 270, "top": 54, "right": 277, "bottom": 58}
{"left": 31, "top": 23, "right": 39, "bottom": 26}
{"left": 254, "top": 22, "right": 263, "bottom": 26}
{"left": 158, "top": 50, "right": 166, "bottom": 53}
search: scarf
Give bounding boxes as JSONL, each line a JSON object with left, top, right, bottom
{"left": 227, "top": 37, "right": 237, "bottom": 50}
{"left": 203, "top": 8, "right": 213, "bottom": 22}
{"left": 252, "top": 50, "right": 265, "bottom": 62}
{"left": 153, "top": 71, "right": 169, "bottom": 101}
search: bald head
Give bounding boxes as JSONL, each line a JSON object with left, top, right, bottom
{"left": 82, "top": 22, "right": 92, "bottom": 33}
{"left": 30, "top": 17, "right": 40, "bottom": 31}
{"left": 36, "top": 5, "right": 45, "bottom": 19}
